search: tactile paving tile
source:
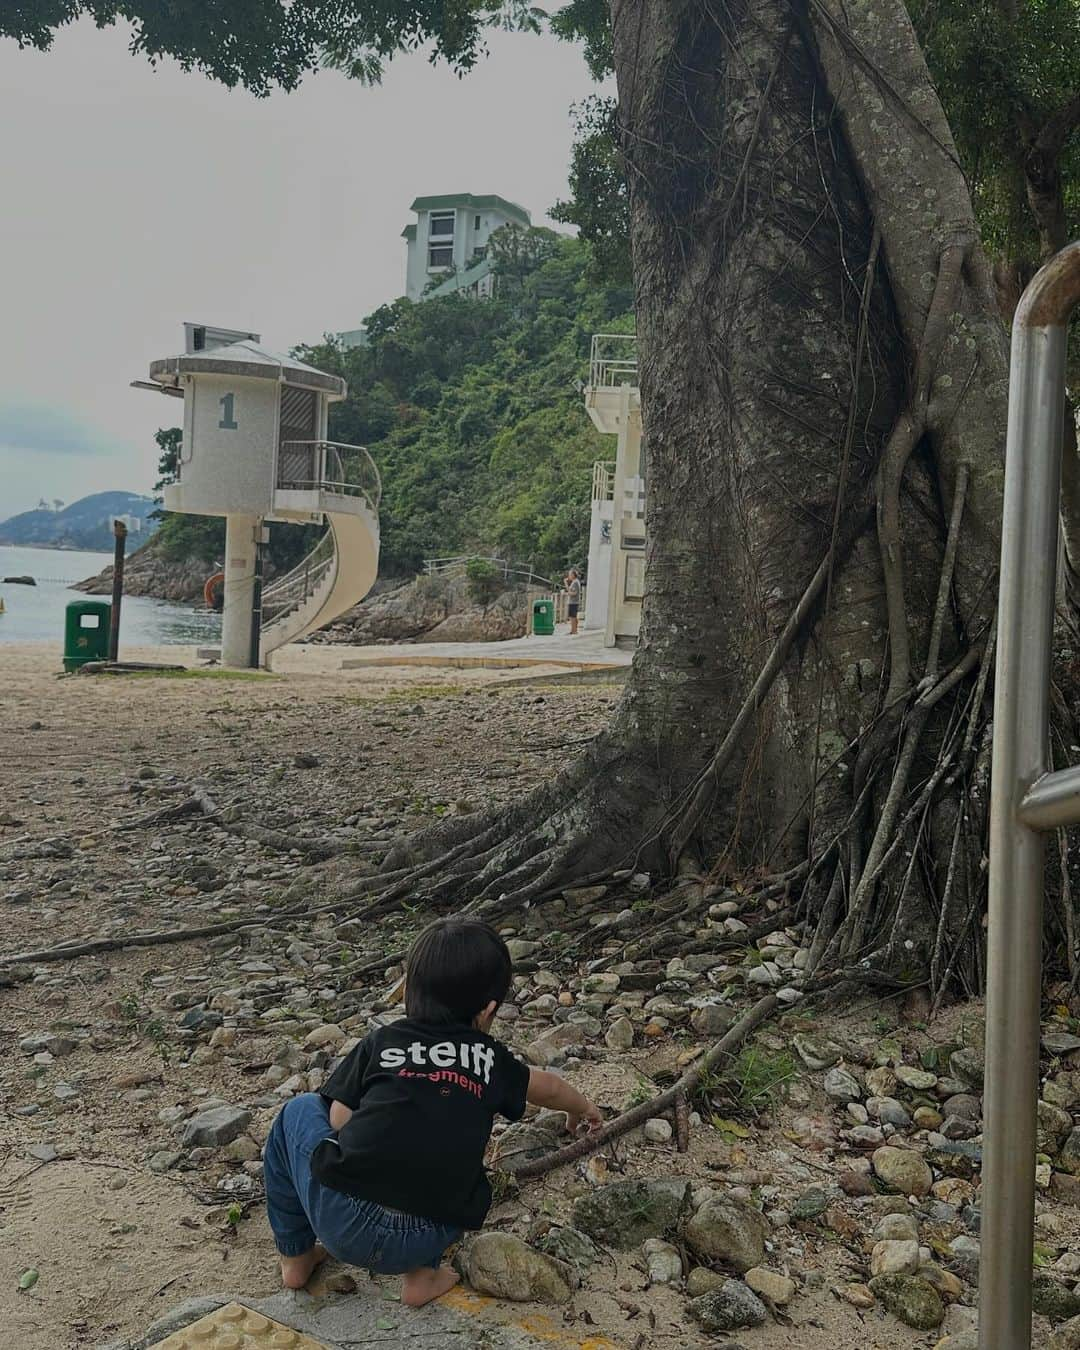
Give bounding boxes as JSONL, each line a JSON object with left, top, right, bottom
{"left": 154, "top": 1301, "right": 331, "bottom": 1350}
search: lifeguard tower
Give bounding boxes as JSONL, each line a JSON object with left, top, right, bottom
{"left": 583, "top": 334, "right": 644, "bottom": 647}
{"left": 136, "top": 324, "right": 380, "bottom": 667}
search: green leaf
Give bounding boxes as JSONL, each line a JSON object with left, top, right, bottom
{"left": 18, "top": 1269, "right": 38, "bottom": 1291}
{"left": 375, "top": 1317, "right": 396, "bottom": 1329}
{"left": 711, "top": 1116, "right": 751, "bottom": 1141}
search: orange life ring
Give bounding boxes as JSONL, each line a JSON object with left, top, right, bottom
{"left": 203, "top": 572, "right": 224, "bottom": 609}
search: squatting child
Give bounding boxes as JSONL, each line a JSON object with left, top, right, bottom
{"left": 263, "top": 915, "right": 603, "bottom": 1306}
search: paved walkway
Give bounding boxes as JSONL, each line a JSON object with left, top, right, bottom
{"left": 270, "top": 627, "right": 633, "bottom": 676}
{"left": 138, "top": 1283, "right": 619, "bottom": 1349}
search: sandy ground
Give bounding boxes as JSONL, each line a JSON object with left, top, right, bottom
{"left": 0, "top": 642, "right": 1057, "bottom": 1349}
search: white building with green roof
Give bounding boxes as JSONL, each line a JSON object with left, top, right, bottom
{"left": 402, "top": 193, "right": 531, "bottom": 301}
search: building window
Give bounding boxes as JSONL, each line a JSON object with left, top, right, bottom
{"left": 474, "top": 214, "right": 481, "bottom": 230}
{"left": 472, "top": 246, "right": 485, "bottom": 260}
{"left": 429, "top": 211, "right": 455, "bottom": 239}
{"left": 428, "top": 246, "right": 453, "bottom": 268}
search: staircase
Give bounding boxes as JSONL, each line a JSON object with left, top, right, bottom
{"left": 259, "top": 442, "right": 380, "bottom": 663}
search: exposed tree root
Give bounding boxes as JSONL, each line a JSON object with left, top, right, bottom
{"left": 507, "top": 994, "right": 782, "bottom": 1181}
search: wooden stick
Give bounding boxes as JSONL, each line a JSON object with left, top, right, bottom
{"left": 508, "top": 994, "right": 780, "bottom": 1181}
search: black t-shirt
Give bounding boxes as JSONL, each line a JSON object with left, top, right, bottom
{"left": 312, "top": 1018, "right": 530, "bottom": 1229}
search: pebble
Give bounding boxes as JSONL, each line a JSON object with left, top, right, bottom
{"left": 642, "top": 1238, "right": 682, "bottom": 1285}
{"left": 644, "top": 1118, "right": 673, "bottom": 1144}
{"left": 604, "top": 1017, "right": 634, "bottom": 1051}
{"left": 744, "top": 1266, "right": 795, "bottom": 1306}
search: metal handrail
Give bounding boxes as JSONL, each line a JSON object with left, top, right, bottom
{"left": 588, "top": 333, "right": 638, "bottom": 391}
{"left": 261, "top": 529, "right": 336, "bottom": 630}
{"left": 422, "top": 555, "right": 559, "bottom": 591}
{"left": 982, "top": 240, "right": 1080, "bottom": 1350}
{"left": 592, "top": 460, "right": 615, "bottom": 502}
{"left": 276, "top": 440, "right": 382, "bottom": 511}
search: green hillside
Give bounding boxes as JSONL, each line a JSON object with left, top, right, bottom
{"left": 298, "top": 232, "right": 634, "bottom": 581}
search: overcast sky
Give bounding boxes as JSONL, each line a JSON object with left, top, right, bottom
{"left": 0, "top": 19, "right": 604, "bottom": 518}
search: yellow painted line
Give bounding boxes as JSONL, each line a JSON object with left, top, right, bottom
{"left": 438, "top": 1285, "right": 621, "bottom": 1348}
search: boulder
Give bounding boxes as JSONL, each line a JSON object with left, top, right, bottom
{"left": 744, "top": 1266, "right": 796, "bottom": 1306}
{"left": 1050, "top": 1316, "right": 1080, "bottom": 1349}
{"left": 532, "top": 1226, "right": 602, "bottom": 1277}
{"left": 872, "top": 1145, "right": 933, "bottom": 1197}
{"left": 869, "top": 1274, "right": 945, "bottom": 1330}
{"left": 682, "top": 1194, "right": 767, "bottom": 1272}
{"left": 870, "top": 1239, "right": 921, "bottom": 1277}
{"left": 688, "top": 1281, "right": 768, "bottom": 1332}
{"left": 642, "top": 1238, "right": 682, "bottom": 1285}
{"left": 491, "top": 1113, "right": 564, "bottom": 1172}
{"left": 1057, "top": 1127, "right": 1080, "bottom": 1176}
{"left": 572, "top": 1178, "right": 690, "bottom": 1249}
{"left": 178, "top": 1105, "right": 251, "bottom": 1148}
{"left": 462, "top": 1234, "right": 573, "bottom": 1304}
{"left": 1033, "top": 1274, "right": 1080, "bottom": 1323}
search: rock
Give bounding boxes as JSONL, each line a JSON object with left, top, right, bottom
{"left": 644, "top": 1118, "right": 673, "bottom": 1144}
{"left": 895, "top": 1065, "right": 938, "bottom": 1091}
{"left": 942, "top": 1302, "right": 979, "bottom": 1338}
{"left": 691, "top": 1003, "right": 735, "bottom": 1037}
{"left": 563, "top": 885, "right": 609, "bottom": 905}
{"left": 572, "top": 1178, "right": 690, "bottom": 1249}
{"left": 642, "top": 1238, "right": 682, "bottom": 1285}
{"left": 19, "top": 1032, "right": 77, "bottom": 1057}
{"left": 293, "top": 753, "right": 320, "bottom": 768}
{"left": 935, "top": 1337, "right": 978, "bottom": 1350}
{"left": 1052, "top": 1172, "right": 1080, "bottom": 1206}
{"left": 687, "top": 1266, "right": 728, "bottom": 1297}
{"left": 1039, "top": 1100, "right": 1074, "bottom": 1154}
{"left": 1057, "top": 1127, "right": 1080, "bottom": 1175}
{"left": 869, "top": 1274, "right": 945, "bottom": 1330}
{"left": 604, "top": 1017, "right": 634, "bottom": 1051}
{"left": 744, "top": 1266, "right": 796, "bottom": 1306}
{"left": 179, "top": 1006, "right": 223, "bottom": 1032}
{"left": 149, "top": 1150, "right": 183, "bottom": 1173}
{"left": 838, "top": 1282, "right": 876, "bottom": 1310}
{"left": 533, "top": 1226, "right": 602, "bottom": 1277}
{"left": 1050, "top": 1315, "right": 1080, "bottom": 1349}
{"left": 1033, "top": 1274, "right": 1080, "bottom": 1322}
{"left": 793, "top": 1034, "right": 842, "bottom": 1071}
{"left": 839, "top": 1169, "right": 876, "bottom": 1197}
{"left": 874, "top": 1213, "right": 920, "bottom": 1242}
{"left": 920, "top": 1264, "right": 964, "bottom": 1300}
{"left": 27, "top": 1143, "right": 57, "bottom": 1163}
{"left": 823, "top": 1066, "right": 862, "bottom": 1102}
{"left": 303, "top": 1024, "right": 345, "bottom": 1050}
{"left": 790, "top": 1187, "right": 830, "bottom": 1221}
{"left": 688, "top": 1281, "right": 768, "bottom": 1332}
{"left": 526, "top": 1024, "right": 589, "bottom": 1066}
{"left": 914, "top": 1106, "right": 944, "bottom": 1130}
{"left": 3, "top": 574, "right": 35, "bottom": 585}
{"left": 867, "top": 1096, "right": 913, "bottom": 1129}
{"left": 872, "top": 1145, "right": 933, "bottom": 1197}
{"left": 177, "top": 1105, "right": 251, "bottom": 1148}
{"left": 683, "top": 1194, "right": 767, "bottom": 1272}
{"left": 462, "top": 1233, "right": 573, "bottom": 1304}
{"left": 1044, "top": 1028, "right": 1080, "bottom": 1056}
{"left": 507, "top": 939, "right": 540, "bottom": 962}
{"left": 871, "top": 1239, "right": 921, "bottom": 1277}
{"left": 866, "top": 1066, "right": 898, "bottom": 1097}
{"left": 491, "top": 1114, "right": 564, "bottom": 1172}
{"left": 949, "top": 1048, "right": 983, "bottom": 1090}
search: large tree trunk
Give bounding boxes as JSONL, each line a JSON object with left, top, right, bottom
{"left": 379, "top": 0, "right": 1046, "bottom": 995}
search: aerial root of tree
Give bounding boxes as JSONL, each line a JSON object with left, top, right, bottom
{"left": 507, "top": 994, "right": 783, "bottom": 1181}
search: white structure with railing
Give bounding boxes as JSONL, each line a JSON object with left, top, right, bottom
{"left": 141, "top": 326, "right": 379, "bottom": 667}
{"left": 584, "top": 334, "right": 643, "bottom": 647}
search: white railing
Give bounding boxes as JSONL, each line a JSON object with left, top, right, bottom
{"left": 592, "top": 460, "right": 615, "bottom": 502}
{"left": 261, "top": 530, "right": 336, "bottom": 631}
{"left": 588, "top": 334, "right": 638, "bottom": 391}
{"left": 422, "top": 555, "right": 559, "bottom": 591}
{"left": 277, "top": 441, "right": 382, "bottom": 513}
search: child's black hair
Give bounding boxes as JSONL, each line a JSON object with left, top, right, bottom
{"left": 404, "top": 915, "right": 513, "bottom": 1026}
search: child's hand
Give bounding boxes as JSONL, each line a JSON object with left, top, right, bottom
{"left": 567, "top": 1101, "right": 604, "bottom": 1134}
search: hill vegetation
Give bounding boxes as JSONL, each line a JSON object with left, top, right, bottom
{"left": 151, "top": 231, "right": 633, "bottom": 585}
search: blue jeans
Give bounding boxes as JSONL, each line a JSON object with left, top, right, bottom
{"left": 263, "top": 1094, "right": 462, "bottom": 1273}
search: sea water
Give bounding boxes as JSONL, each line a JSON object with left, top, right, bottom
{"left": 0, "top": 545, "right": 221, "bottom": 646}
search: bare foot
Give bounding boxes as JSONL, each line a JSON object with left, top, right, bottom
{"left": 401, "top": 1265, "right": 460, "bottom": 1307}
{"left": 280, "top": 1243, "right": 328, "bottom": 1290}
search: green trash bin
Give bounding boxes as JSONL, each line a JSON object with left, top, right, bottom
{"left": 532, "top": 598, "right": 555, "bottom": 636}
{"left": 64, "top": 600, "right": 111, "bottom": 671}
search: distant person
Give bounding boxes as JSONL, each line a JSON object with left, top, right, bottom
{"left": 565, "top": 567, "right": 581, "bottom": 635}
{"left": 262, "top": 916, "right": 602, "bottom": 1306}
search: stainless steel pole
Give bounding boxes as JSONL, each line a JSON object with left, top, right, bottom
{"left": 982, "top": 242, "right": 1080, "bottom": 1350}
